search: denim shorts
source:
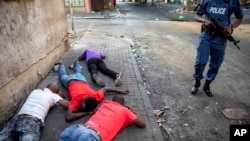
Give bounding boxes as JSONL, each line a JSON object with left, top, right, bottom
{"left": 60, "top": 124, "right": 100, "bottom": 141}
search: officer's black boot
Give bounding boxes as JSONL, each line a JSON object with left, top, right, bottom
{"left": 191, "top": 80, "right": 200, "bottom": 94}
{"left": 203, "top": 80, "right": 213, "bottom": 97}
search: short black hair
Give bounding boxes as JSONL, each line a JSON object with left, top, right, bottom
{"left": 84, "top": 97, "right": 98, "bottom": 112}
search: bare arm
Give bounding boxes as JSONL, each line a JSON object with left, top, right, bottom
{"left": 65, "top": 108, "right": 93, "bottom": 122}
{"left": 57, "top": 99, "right": 69, "bottom": 109}
{"left": 222, "top": 17, "right": 244, "bottom": 36}
{"left": 194, "top": 14, "right": 214, "bottom": 27}
{"left": 55, "top": 91, "right": 68, "bottom": 108}
{"left": 133, "top": 117, "right": 146, "bottom": 128}
{"left": 127, "top": 106, "right": 146, "bottom": 128}
{"left": 194, "top": 14, "right": 205, "bottom": 23}
{"left": 101, "top": 87, "right": 129, "bottom": 95}
{"left": 231, "top": 18, "right": 244, "bottom": 28}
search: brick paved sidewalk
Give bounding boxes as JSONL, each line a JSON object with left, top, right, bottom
{"left": 39, "top": 20, "right": 164, "bottom": 141}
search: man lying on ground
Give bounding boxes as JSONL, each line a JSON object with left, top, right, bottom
{"left": 77, "top": 48, "right": 123, "bottom": 87}
{"left": 60, "top": 95, "right": 146, "bottom": 141}
{"left": 53, "top": 62, "right": 129, "bottom": 121}
{"left": 0, "top": 83, "right": 69, "bottom": 141}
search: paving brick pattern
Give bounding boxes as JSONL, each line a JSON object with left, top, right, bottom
{"left": 40, "top": 18, "right": 164, "bottom": 140}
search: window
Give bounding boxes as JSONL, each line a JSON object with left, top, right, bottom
{"left": 65, "top": 0, "right": 84, "bottom": 6}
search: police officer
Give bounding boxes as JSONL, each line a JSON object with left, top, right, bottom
{"left": 191, "top": 0, "right": 244, "bottom": 97}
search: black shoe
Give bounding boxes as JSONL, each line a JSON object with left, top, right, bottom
{"left": 203, "top": 85, "right": 213, "bottom": 97}
{"left": 191, "top": 86, "right": 199, "bottom": 94}
{"left": 191, "top": 80, "right": 200, "bottom": 94}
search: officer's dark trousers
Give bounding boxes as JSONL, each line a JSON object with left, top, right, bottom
{"left": 193, "top": 32, "right": 226, "bottom": 82}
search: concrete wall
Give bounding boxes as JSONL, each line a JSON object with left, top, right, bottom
{"left": 0, "top": 0, "right": 69, "bottom": 127}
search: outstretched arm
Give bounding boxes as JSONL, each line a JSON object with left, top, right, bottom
{"left": 101, "top": 87, "right": 129, "bottom": 95}
{"left": 65, "top": 108, "right": 93, "bottom": 122}
{"left": 57, "top": 99, "right": 69, "bottom": 109}
{"left": 55, "top": 91, "right": 69, "bottom": 108}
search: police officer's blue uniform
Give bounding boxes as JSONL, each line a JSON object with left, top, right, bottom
{"left": 192, "top": 0, "right": 244, "bottom": 96}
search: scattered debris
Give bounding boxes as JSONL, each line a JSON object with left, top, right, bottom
{"left": 157, "top": 118, "right": 166, "bottom": 124}
{"left": 164, "top": 106, "right": 170, "bottom": 110}
{"left": 153, "top": 109, "right": 164, "bottom": 117}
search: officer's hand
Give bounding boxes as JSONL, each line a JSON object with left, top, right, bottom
{"left": 223, "top": 26, "right": 233, "bottom": 36}
{"left": 204, "top": 20, "right": 215, "bottom": 28}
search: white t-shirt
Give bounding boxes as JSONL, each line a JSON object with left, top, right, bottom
{"left": 17, "top": 88, "right": 62, "bottom": 123}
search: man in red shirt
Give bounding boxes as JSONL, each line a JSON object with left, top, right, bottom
{"left": 53, "top": 62, "right": 129, "bottom": 121}
{"left": 60, "top": 95, "right": 146, "bottom": 141}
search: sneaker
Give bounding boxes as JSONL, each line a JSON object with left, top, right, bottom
{"left": 52, "top": 63, "right": 62, "bottom": 72}
{"left": 69, "top": 64, "right": 74, "bottom": 69}
{"left": 69, "top": 61, "right": 81, "bottom": 69}
{"left": 115, "top": 72, "right": 123, "bottom": 86}
{"left": 92, "top": 74, "right": 105, "bottom": 87}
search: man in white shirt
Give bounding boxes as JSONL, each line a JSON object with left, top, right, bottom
{"left": 0, "top": 83, "right": 68, "bottom": 141}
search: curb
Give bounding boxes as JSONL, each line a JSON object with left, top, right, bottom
{"left": 128, "top": 44, "right": 165, "bottom": 141}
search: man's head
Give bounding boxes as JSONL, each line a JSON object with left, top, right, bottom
{"left": 80, "top": 97, "right": 98, "bottom": 112}
{"left": 112, "top": 95, "right": 125, "bottom": 105}
{"left": 46, "top": 83, "right": 59, "bottom": 94}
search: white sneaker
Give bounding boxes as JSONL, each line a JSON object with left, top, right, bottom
{"left": 52, "top": 63, "right": 62, "bottom": 72}
{"left": 69, "top": 64, "right": 74, "bottom": 69}
{"left": 69, "top": 61, "right": 82, "bottom": 69}
{"left": 115, "top": 72, "right": 123, "bottom": 86}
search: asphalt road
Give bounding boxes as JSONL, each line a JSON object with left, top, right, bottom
{"left": 68, "top": 2, "right": 250, "bottom": 140}
{"left": 117, "top": 2, "right": 250, "bottom": 141}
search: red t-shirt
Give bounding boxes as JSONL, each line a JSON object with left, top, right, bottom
{"left": 68, "top": 81, "right": 104, "bottom": 112}
{"left": 85, "top": 101, "right": 137, "bottom": 141}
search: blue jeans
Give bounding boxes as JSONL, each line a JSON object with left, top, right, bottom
{"left": 0, "top": 115, "right": 41, "bottom": 141}
{"left": 60, "top": 124, "right": 100, "bottom": 141}
{"left": 59, "top": 64, "right": 87, "bottom": 88}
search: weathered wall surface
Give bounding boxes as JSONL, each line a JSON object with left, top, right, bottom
{"left": 0, "top": 0, "right": 69, "bottom": 127}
